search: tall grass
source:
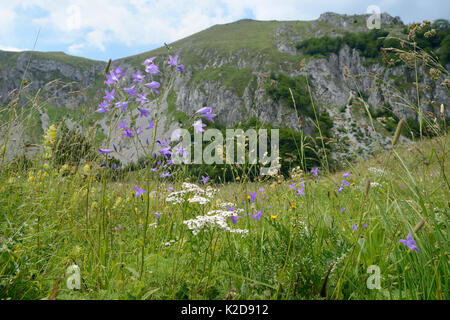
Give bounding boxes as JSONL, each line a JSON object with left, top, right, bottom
{"left": 0, "top": 21, "right": 448, "bottom": 300}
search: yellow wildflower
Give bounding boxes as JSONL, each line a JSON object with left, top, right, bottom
{"left": 82, "top": 164, "right": 91, "bottom": 175}
{"left": 43, "top": 125, "right": 57, "bottom": 145}
{"left": 290, "top": 200, "right": 297, "bottom": 209}
{"left": 113, "top": 197, "right": 123, "bottom": 209}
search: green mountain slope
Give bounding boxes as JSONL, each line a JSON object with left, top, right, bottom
{"left": 0, "top": 12, "right": 448, "bottom": 167}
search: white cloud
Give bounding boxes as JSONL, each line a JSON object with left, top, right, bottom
{"left": 86, "top": 30, "right": 106, "bottom": 52}
{"left": 2, "top": 0, "right": 450, "bottom": 58}
{"left": 68, "top": 43, "right": 84, "bottom": 54}
{"left": 0, "top": 45, "right": 28, "bottom": 52}
{"left": 8, "top": 0, "right": 253, "bottom": 54}
{"left": 0, "top": 2, "right": 17, "bottom": 39}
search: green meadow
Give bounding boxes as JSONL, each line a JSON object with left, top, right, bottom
{"left": 0, "top": 20, "right": 449, "bottom": 300}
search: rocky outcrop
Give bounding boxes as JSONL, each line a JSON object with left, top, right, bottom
{"left": 1, "top": 12, "right": 448, "bottom": 164}
{"left": 0, "top": 51, "right": 104, "bottom": 108}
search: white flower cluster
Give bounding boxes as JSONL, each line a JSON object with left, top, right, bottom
{"left": 166, "top": 182, "right": 217, "bottom": 205}
{"left": 357, "top": 180, "right": 384, "bottom": 191}
{"left": 163, "top": 240, "right": 176, "bottom": 246}
{"left": 370, "top": 182, "right": 382, "bottom": 188}
{"left": 183, "top": 209, "right": 248, "bottom": 236}
{"left": 218, "top": 202, "right": 236, "bottom": 209}
{"left": 368, "top": 167, "right": 386, "bottom": 178}
{"left": 187, "top": 195, "right": 209, "bottom": 205}
{"left": 330, "top": 248, "right": 353, "bottom": 274}
{"left": 298, "top": 221, "right": 309, "bottom": 232}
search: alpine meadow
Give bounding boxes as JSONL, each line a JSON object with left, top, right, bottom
{"left": 0, "top": 8, "right": 449, "bottom": 301}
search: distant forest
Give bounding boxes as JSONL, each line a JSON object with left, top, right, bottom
{"left": 296, "top": 19, "right": 450, "bottom": 65}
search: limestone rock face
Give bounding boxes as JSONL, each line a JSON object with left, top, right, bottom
{"left": 1, "top": 12, "right": 448, "bottom": 163}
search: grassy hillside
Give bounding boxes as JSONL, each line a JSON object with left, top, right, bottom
{"left": 121, "top": 16, "right": 405, "bottom": 66}
{"left": 0, "top": 50, "right": 104, "bottom": 70}
{"left": 0, "top": 15, "right": 448, "bottom": 301}
{"left": 0, "top": 128, "right": 447, "bottom": 299}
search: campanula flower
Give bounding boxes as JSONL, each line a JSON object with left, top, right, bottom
{"left": 252, "top": 210, "right": 262, "bottom": 221}
{"left": 160, "top": 172, "right": 170, "bottom": 178}
{"left": 168, "top": 55, "right": 178, "bottom": 67}
{"left": 133, "top": 70, "right": 145, "bottom": 83}
{"left": 103, "top": 89, "right": 115, "bottom": 102}
{"left": 197, "top": 107, "right": 212, "bottom": 114}
{"left": 138, "top": 107, "right": 151, "bottom": 117}
{"left": 118, "top": 120, "right": 127, "bottom": 130}
{"left": 201, "top": 175, "right": 209, "bottom": 184}
{"left": 136, "top": 94, "right": 149, "bottom": 105}
{"left": 159, "top": 146, "right": 172, "bottom": 158}
{"left": 115, "top": 101, "right": 129, "bottom": 112}
{"left": 125, "top": 86, "right": 137, "bottom": 97}
{"left": 121, "top": 129, "right": 134, "bottom": 138}
{"left": 175, "top": 145, "right": 186, "bottom": 156}
{"left": 144, "top": 57, "right": 156, "bottom": 66}
{"left": 146, "top": 119, "right": 155, "bottom": 129}
{"left": 145, "top": 63, "right": 159, "bottom": 74}
{"left": 400, "top": 233, "right": 420, "bottom": 252}
{"left": 146, "top": 81, "right": 160, "bottom": 94}
{"left": 98, "top": 148, "right": 111, "bottom": 155}
{"left": 193, "top": 119, "right": 206, "bottom": 133}
{"left": 96, "top": 101, "right": 110, "bottom": 113}
{"left": 202, "top": 112, "right": 216, "bottom": 123}
{"left": 104, "top": 73, "right": 116, "bottom": 86}
{"left": 134, "top": 186, "right": 146, "bottom": 197}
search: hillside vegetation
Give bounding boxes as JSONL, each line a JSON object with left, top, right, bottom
{"left": 0, "top": 128, "right": 448, "bottom": 299}
{"left": 0, "top": 14, "right": 449, "bottom": 301}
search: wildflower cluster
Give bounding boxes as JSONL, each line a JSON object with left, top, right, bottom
{"left": 288, "top": 180, "right": 305, "bottom": 195}
{"left": 337, "top": 172, "right": 351, "bottom": 193}
{"left": 183, "top": 209, "right": 248, "bottom": 236}
{"left": 96, "top": 54, "right": 185, "bottom": 163}
{"left": 166, "top": 182, "right": 217, "bottom": 205}
{"left": 310, "top": 167, "right": 320, "bottom": 179}
{"left": 193, "top": 107, "right": 216, "bottom": 133}
{"left": 368, "top": 167, "right": 386, "bottom": 178}
{"left": 43, "top": 125, "right": 57, "bottom": 159}
{"left": 289, "top": 166, "right": 304, "bottom": 180}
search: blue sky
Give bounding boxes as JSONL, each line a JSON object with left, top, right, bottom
{"left": 1, "top": 0, "right": 449, "bottom": 61}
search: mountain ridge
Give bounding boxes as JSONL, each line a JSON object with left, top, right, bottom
{"left": 0, "top": 12, "right": 448, "bottom": 166}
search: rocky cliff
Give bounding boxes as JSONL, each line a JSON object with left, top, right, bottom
{"left": 1, "top": 12, "right": 448, "bottom": 164}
